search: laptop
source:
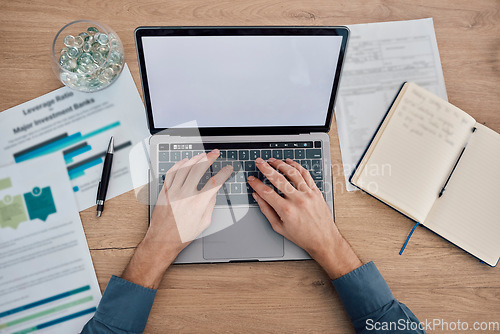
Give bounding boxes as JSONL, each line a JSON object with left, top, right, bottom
{"left": 135, "top": 26, "right": 349, "bottom": 263}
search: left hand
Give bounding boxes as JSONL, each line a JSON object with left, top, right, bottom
{"left": 122, "top": 149, "right": 232, "bottom": 288}
{"left": 147, "top": 149, "right": 232, "bottom": 253}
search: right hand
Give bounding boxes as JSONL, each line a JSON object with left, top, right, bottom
{"left": 248, "top": 157, "right": 362, "bottom": 279}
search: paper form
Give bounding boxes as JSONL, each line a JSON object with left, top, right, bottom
{"left": 0, "top": 154, "right": 101, "bottom": 333}
{"left": 0, "top": 64, "right": 150, "bottom": 211}
{"left": 335, "top": 18, "right": 448, "bottom": 191}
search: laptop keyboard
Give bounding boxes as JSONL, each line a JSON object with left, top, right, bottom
{"left": 157, "top": 141, "right": 325, "bottom": 206}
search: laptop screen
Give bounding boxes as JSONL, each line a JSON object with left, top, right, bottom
{"left": 136, "top": 27, "right": 348, "bottom": 134}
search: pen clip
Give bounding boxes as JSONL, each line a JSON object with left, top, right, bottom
{"left": 96, "top": 181, "right": 101, "bottom": 204}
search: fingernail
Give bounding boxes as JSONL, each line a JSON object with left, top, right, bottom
{"left": 212, "top": 148, "right": 220, "bottom": 154}
{"left": 268, "top": 157, "right": 276, "bottom": 162}
{"left": 226, "top": 165, "right": 233, "bottom": 170}
{"left": 256, "top": 158, "right": 264, "bottom": 164}
{"left": 252, "top": 193, "right": 258, "bottom": 201}
{"left": 286, "top": 158, "right": 293, "bottom": 163}
{"left": 248, "top": 176, "right": 255, "bottom": 181}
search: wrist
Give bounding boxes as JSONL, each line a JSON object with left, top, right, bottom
{"left": 121, "top": 237, "right": 179, "bottom": 289}
{"left": 312, "top": 235, "right": 363, "bottom": 280}
{"left": 142, "top": 230, "right": 184, "bottom": 263}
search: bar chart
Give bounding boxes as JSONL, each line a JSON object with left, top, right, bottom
{"left": 12, "top": 121, "right": 131, "bottom": 182}
{"left": 0, "top": 286, "right": 96, "bottom": 333}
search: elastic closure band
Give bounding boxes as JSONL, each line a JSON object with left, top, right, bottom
{"left": 399, "top": 222, "right": 420, "bottom": 255}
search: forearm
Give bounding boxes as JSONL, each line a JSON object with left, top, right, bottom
{"left": 311, "top": 232, "right": 423, "bottom": 333}
{"left": 312, "top": 233, "right": 363, "bottom": 280}
{"left": 82, "top": 236, "right": 180, "bottom": 333}
{"left": 121, "top": 235, "right": 179, "bottom": 289}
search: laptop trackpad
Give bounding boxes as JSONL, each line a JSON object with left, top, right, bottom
{"left": 202, "top": 207, "right": 284, "bottom": 260}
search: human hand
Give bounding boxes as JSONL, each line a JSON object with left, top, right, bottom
{"left": 248, "top": 157, "right": 362, "bottom": 279}
{"left": 147, "top": 149, "right": 233, "bottom": 257}
{"left": 122, "top": 149, "right": 232, "bottom": 288}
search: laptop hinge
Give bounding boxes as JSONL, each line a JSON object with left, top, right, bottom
{"left": 153, "top": 132, "right": 325, "bottom": 137}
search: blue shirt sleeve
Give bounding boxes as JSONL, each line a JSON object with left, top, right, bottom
{"left": 82, "top": 262, "right": 423, "bottom": 333}
{"left": 332, "top": 261, "right": 425, "bottom": 334}
{"left": 81, "top": 275, "right": 156, "bottom": 334}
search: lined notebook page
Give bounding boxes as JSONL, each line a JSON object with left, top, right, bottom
{"left": 354, "top": 83, "right": 475, "bottom": 222}
{"left": 424, "top": 124, "right": 500, "bottom": 266}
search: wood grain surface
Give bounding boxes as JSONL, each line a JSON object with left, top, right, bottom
{"left": 1, "top": 0, "right": 499, "bottom": 333}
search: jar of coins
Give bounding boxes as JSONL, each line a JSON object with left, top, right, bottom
{"left": 52, "top": 20, "right": 125, "bottom": 92}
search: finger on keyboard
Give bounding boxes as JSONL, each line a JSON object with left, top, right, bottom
{"left": 257, "top": 158, "right": 297, "bottom": 196}
{"left": 171, "top": 153, "right": 207, "bottom": 189}
{"left": 202, "top": 164, "right": 233, "bottom": 192}
{"left": 247, "top": 175, "right": 286, "bottom": 214}
{"left": 268, "top": 158, "right": 308, "bottom": 192}
{"left": 185, "top": 149, "right": 220, "bottom": 188}
{"left": 164, "top": 158, "right": 188, "bottom": 190}
{"left": 286, "top": 158, "right": 316, "bottom": 189}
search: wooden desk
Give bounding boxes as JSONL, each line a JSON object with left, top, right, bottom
{"left": 1, "top": 1, "right": 499, "bottom": 332}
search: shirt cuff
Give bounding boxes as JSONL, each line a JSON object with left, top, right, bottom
{"left": 331, "top": 261, "right": 394, "bottom": 322}
{"left": 93, "top": 275, "right": 157, "bottom": 333}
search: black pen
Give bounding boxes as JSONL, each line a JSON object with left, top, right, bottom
{"left": 96, "top": 136, "right": 114, "bottom": 217}
{"left": 438, "top": 127, "right": 476, "bottom": 197}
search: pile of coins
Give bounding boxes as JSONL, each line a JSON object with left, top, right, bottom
{"left": 58, "top": 26, "right": 124, "bottom": 92}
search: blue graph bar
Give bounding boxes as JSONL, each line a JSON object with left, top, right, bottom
{"left": 69, "top": 171, "right": 86, "bottom": 180}
{"left": 35, "top": 307, "right": 96, "bottom": 330}
{"left": 14, "top": 307, "right": 97, "bottom": 334}
{"left": 13, "top": 134, "right": 68, "bottom": 160}
{"left": 68, "top": 158, "right": 103, "bottom": 180}
{"left": 83, "top": 121, "right": 120, "bottom": 138}
{"left": 15, "top": 133, "right": 83, "bottom": 163}
{"left": 65, "top": 145, "right": 92, "bottom": 164}
{"left": 14, "top": 121, "right": 120, "bottom": 163}
{"left": 0, "top": 286, "right": 90, "bottom": 318}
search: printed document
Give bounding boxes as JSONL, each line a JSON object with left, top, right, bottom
{"left": 0, "top": 64, "right": 150, "bottom": 210}
{"left": 335, "top": 18, "right": 448, "bottom": 191}
{"left": 0, "top": 154, "right": 101, "bottom": 333}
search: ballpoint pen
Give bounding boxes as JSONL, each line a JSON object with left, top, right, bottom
{"left": 438, "top": 127, "right": 476, "bottom": 197}
{"left": 96, "top": 136, "right": 114, "bottom": 217}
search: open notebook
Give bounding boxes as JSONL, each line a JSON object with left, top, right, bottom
{"left": 350, "top": 82, "right": 500, "bottom": 266}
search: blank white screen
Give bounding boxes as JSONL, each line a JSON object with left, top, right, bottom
{"left": 142, "top": 35, "right": 342, "bottom": 128}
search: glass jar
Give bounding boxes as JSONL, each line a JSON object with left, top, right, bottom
{"left": 52, "top": 20, "right": 125, "bottom": 92}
